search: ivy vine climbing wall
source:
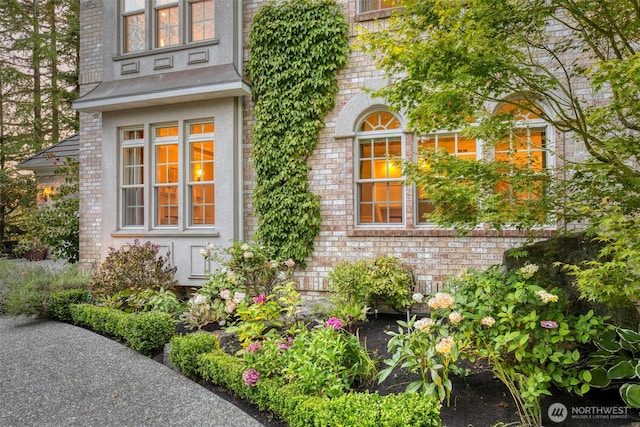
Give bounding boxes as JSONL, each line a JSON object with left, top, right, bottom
{"left": 248, "top": 0, "right": 349, "bottom": 264}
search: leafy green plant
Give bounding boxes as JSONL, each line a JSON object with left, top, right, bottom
{"left": 90, "top": 239, "right": 177, "bottom": 297}
{"left": 280, "top": 325, "right": 377, "bottom": 398}
{"left": 70, "top": 304, "right": 174, "bottom": 356}
{"left": 587, "top": 326, "right": 640, "bottom": 408}
{"left": 189, "top": 340, "right": 440, "bottom": 426}
{"left": 202, "top": 241, "right": 295, "bottom": 295}
{"left": 328, "top": 256, "right": 415, "bottom": 312}
{"left": 380, "top": 315, "right": 465, "bottom": 406}
{"left": 21, "top": 158, "right": 80, "bottom": 262}
{"left": 248, "top": 0, "right": 349, "bottom": 264}
{"left": 384, "top": 265, "right": 611, "bottom": 427}
{"left": 562, "top": 204, "right": 640, "bottom": 307}
{"left": 453, "top": 266, "right": 610, "bottom": 426}
{"left": 225, "top": 282, "right": 302, "bottom": 347}
{"left": 121, "top": 311, "right": 175, "bottom": 355}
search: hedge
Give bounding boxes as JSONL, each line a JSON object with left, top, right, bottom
{"left": 170, "top": 334, "right": 442, "bottom": 427}
{"left": 70, "top": 303, "right": 174, "bottom": 355}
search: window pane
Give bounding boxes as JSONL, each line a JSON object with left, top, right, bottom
{"left": 123, "top": 147, "right": 144, "bottom": 185}
{"left": 157, "top": 6, "right": 179, "bottom": 48}
{"left": 157, "top": 187, "right": 179, "bottom": 225}
{"left": 123, "top": 188, "right": 144, "bottom": 226}
{"left": 156, "top": 126, "right": 179, "bottom": 137}
{"left": 124, "top": 12, "right": 145, "bottom": 53}
{"left": 191, "top": 0, "right": 215, "bottom": 42}
{"left": 124, "top": 0, "right": 145, "bottom": 12}
{"left": 191, "top": 184, "right": 215, "bottom": 225}
{"left": 155, "top": 144, "right": 178, "bottom": 184}
{"left": 360, "top": 0, "right": 400, "bottom": 13}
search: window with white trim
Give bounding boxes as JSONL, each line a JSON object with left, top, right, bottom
{"left": 188, "top": 122, "right": 215, "bottom": 226}
{"left": 153, "top": 125, "right": 180, "bottom": 226}
{"left": 416, "top": 132, "right": 478, "bottom": 223}
{"left": 121, "top": 128, "right": 145, "bottom": 226}
{"left": 414, "top": 100, "right": 551, "bottom": 225}
{"left": 356, "top": 111, "right": 404, "bottom": 225}
{"left": 121, "top": 0, "right": 216, "bottom": 54}
{"left": 359, "top": 0, "right": 400, "bottom": 13}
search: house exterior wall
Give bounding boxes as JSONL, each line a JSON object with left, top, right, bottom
{"left": 77, "top": 1, "right": 587, "bottom": 298}
{"left": 241, "top": 1, "right": 572, "bottom": 299}
{"left": 76, "top": 0, "right": 246, "bottom": 283}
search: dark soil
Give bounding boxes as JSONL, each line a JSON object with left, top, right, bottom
{"left": 168, "top": 314, "right": 640, "bottom": 427}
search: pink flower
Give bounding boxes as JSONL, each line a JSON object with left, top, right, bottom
{"left": 242, "top": 368, "right": 260, "bottom": 387}
{"left": 540, "top": 320, "right": 559, "bottom": 329}
{"left": 225, "top": 300, "right": 236, "bottom": 313}
{"left": 246, "top": 342, "right": 262, "bottom": 353}
{"left": 219, "top": 289, "right": 231, "bottom": 300}
{"left": 278, "top": 342, "right": 289, "bottom": 351}
{"left": 253, "top": 294, "right": 267, "bottom": 304}
{"left": 326, "top": 317, "right": 343, "bottom": 331}
{"left": 284, "top": 258, "right": 295, "bottom": 268}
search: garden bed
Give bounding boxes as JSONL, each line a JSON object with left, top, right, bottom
{"left": 166, "top": 312, "right": 636, "bottom": 427}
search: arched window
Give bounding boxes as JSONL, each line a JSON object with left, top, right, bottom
{"left": 356, "top": 111, "right": 404, "bottom": 224}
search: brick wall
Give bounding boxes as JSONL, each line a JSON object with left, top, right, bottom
{"left": 77, "top": 0, "right": 103, "bottom": 275}
{"left": 241, "top": 1, "right": 580, "bottom": 300}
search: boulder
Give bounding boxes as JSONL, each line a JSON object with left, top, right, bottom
{"left": 503, "top": 232, "right": 640, "bottom": 330}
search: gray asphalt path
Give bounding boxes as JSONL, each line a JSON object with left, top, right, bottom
{"left": 0, "top": 316, "right": 264, "bottom": 427}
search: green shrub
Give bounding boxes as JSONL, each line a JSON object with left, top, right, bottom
{"left": 70, "top": 304, "right": 174, "bottom": 355}
{"left": 90, "top": 240, "right": 177, "bottom": 297}
{"left": 122, "top": 311, "right": 175, "bottom": 355}
{"left": 49, "top": 288, "right": 90, "bottom": 322}
{"left": 279, "top": 326, "right": 378, "bottom": 398}
{"left": 169, "top": 332, "right": 220, "bottom": 378}
{"left": 172, "top": 336, "right": 441, "bottom": 427}
{"left": 194, "top": 349, "right": 441, "bottom": 427}
{"left": 328, "top": 256, "right": 415, "bottom": 312}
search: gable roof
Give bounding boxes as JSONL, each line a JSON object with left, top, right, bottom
{"left": 18, "top": 133, "right": 79, "bottom": 174}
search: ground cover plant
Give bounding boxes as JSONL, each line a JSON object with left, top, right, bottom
{"left": 0, "top": 259, "right": 89, "bottom": 318}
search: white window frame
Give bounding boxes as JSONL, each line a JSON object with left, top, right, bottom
{"left": 415, "top": 131, "right": 480, "bottom": 225}
{"left": 187, "top": 120, "right": 215, "bottom": 227}
{"left": 120, "top": 128, "right": 146, "bottom": 228}
{"left": 120, "top": 0, "right": 217, "bottom": 55}
{"left": 358, "top": 0, "right": 400, "bottom": 14}
{"left": 355, "top": 112, "right": 405, "bottom": 226}
{"left": 152, "top": 123, "right": 180, "bottom": 228}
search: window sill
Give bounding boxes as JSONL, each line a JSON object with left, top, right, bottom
{"left": 111, "top": 229, "right": 220, "bottom": 238}
{"left": 347, "top": 227, "right": 558, "bottom": 238}
{"left": 356, "top": 8, "right": 398, "bottom": 22}
{"left": 112, "top": 39, "right": 220, "bottom": 61}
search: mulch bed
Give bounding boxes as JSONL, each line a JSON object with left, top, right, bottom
{"left": 165, "top": 313, "right": 638, "bottom": 427}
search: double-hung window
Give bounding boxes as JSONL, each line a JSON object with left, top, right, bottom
{"left": 188, "top": 122, "right": 215, "bottom": 226}
{"left": 416, "top": 133, "right": 478, "bottom": 223}
{"left": 121, "top": 0, "right": 215, "bottom": 54}
{"left": 119, "top": 121, "right": 216, "bottom": 230}
{"left": 359, "top": 0, "right": 400, "bottom": 13}
{"left": 154, "top": 125, "right": 180, "bottom": 226}
{"left": 123, "top": 0, "right": 146, "bottom": 53}
{"left": 356, "top": 112, "right": 404, "bottom": 225}
{"left": 121, "top": 129, "right": 145, "bottom": 226}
